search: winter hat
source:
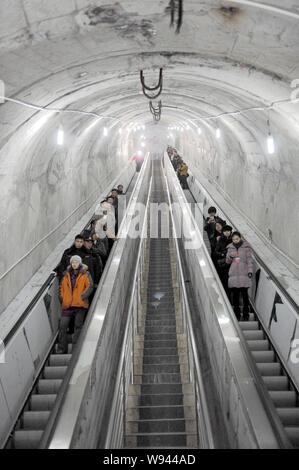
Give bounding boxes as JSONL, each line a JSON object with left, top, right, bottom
{"left": 223, "top": 225, "right": 233, "bottom": 232}
{"left": 70, "top": 255, "right": 82, "bottom": 265}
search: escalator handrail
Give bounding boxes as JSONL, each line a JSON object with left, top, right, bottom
{"left": 164, "top": 153, "right": 293, "bottom": 449}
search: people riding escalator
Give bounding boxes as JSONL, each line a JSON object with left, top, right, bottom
{"left": 214, "top": 225, "right": 233, "bottom": 295}
{"left": 57, "top": 256, "right": 93, "bottom": 354}
{"left": 177, "top": 161, "right": 189, "bottom": 189}
{"left": 226, "top": 231, "right": 253, "bottom": 321}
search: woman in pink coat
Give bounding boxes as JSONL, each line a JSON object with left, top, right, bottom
{"left": 226, "top": 232, "right": 253, "bottom": 320}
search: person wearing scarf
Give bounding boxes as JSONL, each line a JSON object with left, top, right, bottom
{"left": 226, "top": 232, "right": 253, "bottom": 320}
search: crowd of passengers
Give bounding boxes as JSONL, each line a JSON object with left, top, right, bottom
{"left": 167, "top": 145, "right": 254, "bottom": 322}
{"left": 55, "top": 184, "right": 124, "bottom": 354}
{"left": 167, "top": 145, "right": 189, "bottom": 189}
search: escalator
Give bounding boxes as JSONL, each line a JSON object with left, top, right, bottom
{"left": 182, "top": 170, "right": 299, "bottom": 448}
{"left": 4, "top": 171, "right": 139, "bottom": 450}
{"left": 9, "top": 345, "right": 72, "bottom": 449}
{"left": 125, "top": 158, "right": 203, "bottom": 448}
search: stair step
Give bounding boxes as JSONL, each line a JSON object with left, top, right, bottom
{"left": 128, "top": 433, "right": 188, "bottom": 447}
{"left": 37, "top": 379, "right": 62, "bottom": 394}
{"left": 30, "top": 394, "right": 57, "bottom": 411}
{"left": 243, "top": 330, "right": 264, "bottom": 340}
{"left": 143, "top": 355, "right": 179, "bottom": 365}
{"left": 269, "top": 391, "right": 297, "bottom": 407}
{"left": 144, "top": 333, "right": 177, "bottom": 341}
{"left": 145, "top": 320, "right": 177, "bottom": 326}
{"left": 136, "top": 406, "right": 186, "bottom": 420}
{"left": 139, "top": 394, "right": 184, "bottom": 406}
{"left": 143, "top": 364, "right": 181, "bottom": 374}
{"left": 145, "top": 327, "right": 176, "bottom": 334}
{"left": 285, "top": 427, "right": 299, "bottom": 447}
{"left": 277, "top": 408, "right": 299, "bottom": 426}
{"left": 247, "top": 340, "right": 269, "bottom": 351}
{"left": 49, "top": 354, "right": 72, "bottom": 366}
{"left": 139, "top": 373, "right": 183, "bottom": 384}
{"left": 22, "top": 411, "right": 50, "bottom": 430}
{"left": 13, "top": 431, "right": 43, "bottom": 449}
{"left": 251, "top": 351, "right": 275, "bottom": 363}
{"left": 257, "top": 363, "right": 281, "bottom": 376}
{"left": 43, "top": 366, "right": 67, "bottom": 380}
{"left": 263, "top": 376, "right": 289, "bottom": 391}
{"left": 239, "top": 321, "right": 259, "bottom": 330}
{"left": 143, "top": 341, "right": 178, "bottom": 349}
{"left": 141, "top": 384, "right": 183, "bottom": 395}
{"left": 127, "top": 418, "right": 188, "bottom": 433}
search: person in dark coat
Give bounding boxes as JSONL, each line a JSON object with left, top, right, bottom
{"left": 226, "top": 231, "right": 253, "bottom": 320}
{"left": 83, "top": 236, "right": 103, "bottom": 285}
{"left": 214, "top": 225, "right": 233, "bottom": 294}
{"left": 210, "top": 221, "right": 225, "bottom": 259}
{"left": 204, "top": 206, "right": 225, "bottom": 241}
{"left": 111, "top": 189, "right": 119, "bottom": 234}
{"left": 56, "top": 234, "right": 86, "bottom": 281}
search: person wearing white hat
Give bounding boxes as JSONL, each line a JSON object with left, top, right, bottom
{"left": 57, "top": 255, "right": 93, "bottom": 354}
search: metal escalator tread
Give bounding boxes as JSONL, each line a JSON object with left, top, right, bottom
{"left": 284, "top": 428, "right": 299, "bottom": 447}
{"left": 43, "top": 366, "right": 68, "bottom": 379}
{"left": 277, "top": 408, "right": 299, "bottom": 426}
{"left": 246, "top": 340, "right": 269, "bottom": 351}
{"left": 22, "top": 411, "right": 51, "bottom": 430}
{"left": 11, "top": 345, "right": 72, "bottom": 449}
{"left": 30, "top": 394, "right": 57, "bottom": 411}
{"left": 242, "top": 314, "right": 299, "bottom": 447}
{"left": 13, "top": 431, "right": 44, "bottom": 449}
{"left": 268, "top": 391, "right": 297, "bottom": 407}
{"left": 263, "top": 376, "right": 289, "bottom": 391}
{"left": 251, "top": 351, "right": 275, "bottom": 363}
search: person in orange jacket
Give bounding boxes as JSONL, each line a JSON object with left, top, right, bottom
{"left": 57, "top": 255, "right": 93, "bottom": 354}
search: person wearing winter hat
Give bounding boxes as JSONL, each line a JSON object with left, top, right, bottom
{"left": 226, "top": 232, "right": 253, "bottom": 320}
{"left": 57, "top": 255, "right": 93, "bottom": 354}
{"left": 214, "top": 225, "right": 233, "bottom": 293}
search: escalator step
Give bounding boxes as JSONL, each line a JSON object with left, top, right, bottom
{"left": 43, "top": 366, "right": 67, "bottom": 380}
{"left": 22, "top": 411, "right": 50, "bottom": 430}
{"left": 239, "top": 321, "right": 259, "bottom": 330}
{"left": 257, "top": 363, "right": 281, "bottom": 376}
{"left": 30, "top": 394, "right": 57, "bottom": 411}
{"left": 38, "top": 379, "right": 62, "bottom": 394}
{"left": 243, "top": 330, "right": 264, "bottom": 340}
{"left": 285, "top": 427, "right": 299, "bottom": 448}
{"left": 13, "top": 430, "right": 43, "bottom": 449}
{"left": 251, "top": 351, "right": 275, "bottom": 362}
{"left": 263, "top": 376, "right": 289, "bottom": 391}
{"left": 246, "top": 340, "right": 269, "bottom": 351}
{"left": 49, "top": 354, "right": 72, "bottom": 366}
{"left": 277, "top": 408, "right": 299, "bottom": 426}
{"left": 268, "top": 391, "right": 297, "bottom": 407}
